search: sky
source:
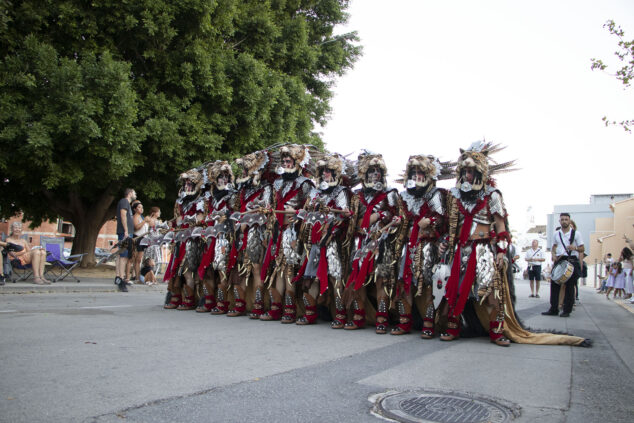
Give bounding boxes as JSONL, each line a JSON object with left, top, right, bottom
{"left": 320, "top": 0, "right": 634, "bottom": 232}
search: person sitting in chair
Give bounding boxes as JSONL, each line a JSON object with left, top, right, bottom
{"left": 5, "top": 222, "right": 49, "bottom": 285}
{"left": 139, "top": 257, "right": 158, "bottom": 285}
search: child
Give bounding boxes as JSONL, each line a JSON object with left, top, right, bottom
{"left": 604, "top": 262, "right": 622, "bottom": 299}
{"left": 612, "top": 261, "right": 626, "bottom": 299}
{"left": 139, "top": 257, "right": 157, "bottom": 286}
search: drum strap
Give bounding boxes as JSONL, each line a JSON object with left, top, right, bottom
{"left": 558, "top": 229, "right": 576, "bottom": 257}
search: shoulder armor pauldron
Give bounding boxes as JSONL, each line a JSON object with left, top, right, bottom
{"left": 428, "top": 188, "right": 445, "bottom": 215}
{"left": 386, "top": 189, "right": 399, "bottom": 208}
{"left": 487, "top": 190, "right": 506, "bottom": 218}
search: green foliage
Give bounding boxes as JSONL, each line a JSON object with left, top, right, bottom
{"left": 0, "top": 0, "right": 361, "bottom": 227}
{"left": 591, "top": 20, "right": 634, "bottom": 132}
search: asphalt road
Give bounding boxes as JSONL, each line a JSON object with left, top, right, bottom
{"left": 0, "top": 280, "right": 632, "bottom": 423}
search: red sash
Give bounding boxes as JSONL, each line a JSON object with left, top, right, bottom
{"left": 359, "top": 192, "right": 388, "bottom": 230}
{"left": 444, "top": 196, "right": 488, "bottom": 317}
{"left": 402, "top": 203, "right": 430, "bottom": 294}
{"left": 197, "top": 199, "right": 227, "bottom": 279}
{"left": 346, "top": 191, "right": 388, "bottom": 290}
{"left": 163, "top": 242, "right": 186, "bottom": 281}
{"left": 260, "top": 182, "right": 302, "bottom": 281}
{"left": 227, "top": 188, "right": 263, "bottom": 272}
{"left": 291, "top": 218, "right": 334, "bottom": 295}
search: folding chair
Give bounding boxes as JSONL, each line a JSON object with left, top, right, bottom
{"left": 1, "top": 232, "right": 33, "bottom": 282}
{"left": 41, "top": 237, "right": 86, "bottom": 283}
{"left": 10, "top": 260, "right": 34, "bottom": 282}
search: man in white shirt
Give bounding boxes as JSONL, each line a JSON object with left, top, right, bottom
{"left": 526, "top": 240, "right": 545, "bottom": 298}
{"left": 542, "top": 213, "right": 584, "bottom": 317}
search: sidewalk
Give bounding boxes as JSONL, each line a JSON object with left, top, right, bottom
{"left": 590, "top": 288, "right": 634, "bottom": 314}
{"left": 0, "top": 277, "right": 166, "bottom": 294}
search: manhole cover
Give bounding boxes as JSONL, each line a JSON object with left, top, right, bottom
{"left": 373, "top": 390, "right": 519, "bottom": 423}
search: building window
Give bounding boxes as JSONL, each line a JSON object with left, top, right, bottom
{"left": 57, "top": 220, "right": 75, "bottom": 236}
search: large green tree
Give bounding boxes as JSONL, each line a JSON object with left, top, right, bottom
{"left": 0, "top": 0, "right": 361, "bottom": 265}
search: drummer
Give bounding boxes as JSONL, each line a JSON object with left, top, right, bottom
{"left": 542, "top": 213, "right": 584, "bottom": 318}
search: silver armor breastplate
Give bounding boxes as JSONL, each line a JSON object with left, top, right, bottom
{"left": 273, "top": 177, "right": 312, "bottom": 210}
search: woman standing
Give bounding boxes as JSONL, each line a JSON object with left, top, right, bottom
{"left": 6, "top": 222, "right": 49, "bottom": 285}
{"left": 620, "top": 247, "right": 633, "bottom": 299}
{"left": 130, "top": 202, "right": 150, "bottom": 282}
{"left": 144, "top": 207, "right": 164, "bottom": 274}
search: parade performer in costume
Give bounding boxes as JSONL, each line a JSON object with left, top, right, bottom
{"left": 163, "top": 167, "right": 206, "bottom": 310}
{"left": 441, "top": 141, "right": 514, "bottom": 346}
{"left": 441, "top": 141, "right": 589, "bottom": 347}
{"left": 396, "top": 155, "right": 451, "bottom": 337}
{"left": 197, "top": 161, "right": 236, "bottom": 314}
{"left": 226, "top": 150, "right": 274, "bottom": 318}
{"left": 344, "top": 152, "right": 401, "bottom": 331}
{"left": 259, "top": 144, "right": 314, "bottom": 322}
{"left": 292, "top": 153, "right": 353, "bottom": 325}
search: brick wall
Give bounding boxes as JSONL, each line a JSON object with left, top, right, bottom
{"left": 1, "top": 214, "right": 118, "bottom": 252}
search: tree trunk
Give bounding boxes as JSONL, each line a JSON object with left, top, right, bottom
{"left": 44, "top": 188, "right": 117, "bottom": 268}
{"left": 71, "top": 193, "right": 117, "bottom": 268}
{"left": 72, "top": 219, "right": 101, "bottom": 267}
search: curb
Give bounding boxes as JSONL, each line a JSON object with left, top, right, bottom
{"left": 613, "top": 298, "right": 634, "bottom": 315}
{"left": 0, "top": 278, "right": 166, "bottom": 295}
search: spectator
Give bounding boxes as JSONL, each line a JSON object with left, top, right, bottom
{"left": 603, "top": 262, "right": 616, "bottom": 297}
{"left": 144, "top": 206, "right": 165, "bottom": 275}
{"left": 4, "top": 222, "right": 49, "bottom": 284}
{"left": 621, "top": 247, "right": 633, "bottom": 300}
{"left": 139, "top": 257, "right": 158, "bottom": 285}
{"left": 597, "top": 253, "right": 614, "bottom": 293}
{"left": 115, "top": 188, "right": 136, "bottom": 292}
{"left": 526, "top": 240, "right": 545, "bottom": 298}
{"left": 146, "top": 206, "right": 164, "bottom": 230}
{"left": 605, "top": 262, "right": 625, "bottom": 299}
{"left": 130, "top": 201, "right": 150, "bottom": 284}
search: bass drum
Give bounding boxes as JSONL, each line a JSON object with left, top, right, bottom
{"left": 551, "top": 259, "right": 574, "bottom": 285}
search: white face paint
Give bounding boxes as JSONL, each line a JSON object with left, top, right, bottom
{"left": 216, "top": 172, "right": 231, "bottom": 190}
{"left": 414, "top": 169, "right": 426, "bottom": 184}
{"left": 319, "top": 181, "right": 329, "bottom": 190}
{"left": 276, "top": 166, "right": 285, "bottom": 175}
{"left": 367, "top": 167, "right": 382, "bottom": 183}
{"left": 406, "top": 179, "right": 416, "bottom": 189}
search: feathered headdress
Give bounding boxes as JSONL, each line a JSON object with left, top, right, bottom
{"left": 357, "top": 150, "right": 388, "bottom": 189}
{"left": 235, "top": 149, "right": 274, "bottom": 186}
{"left": 314, "top": 152, "right": 359, "bottom": 188}
{"left": 396, "top": 154, "right": 454, "bottom": 188}
{"left": 269, "top": 143, "right": 318, "bottom": 177}
{"left": 455, "top": 141, "right": 516, "bottom": 191}
{"left": 207, "top": 160, "right": 234, "bottom": 190}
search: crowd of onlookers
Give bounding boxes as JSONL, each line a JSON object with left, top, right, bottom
{"left": 521, "top": 240, "right": 634, "bottom": 305}
{"left": 597, "top": 245, "right": 634, "bottom": 303}
{"left": 114, "top": 188, "right": 167, "bottom": 291}
{"left": 0, "top": 188, "right": 168, "bottom": 286}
